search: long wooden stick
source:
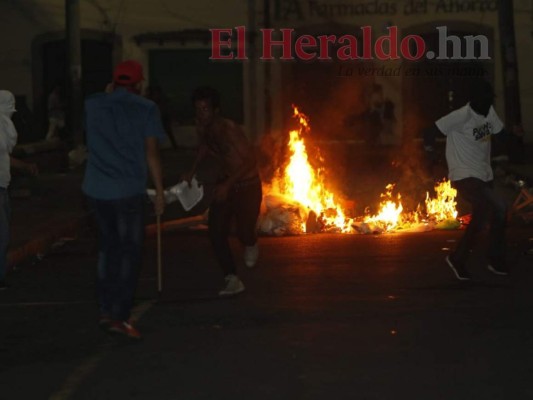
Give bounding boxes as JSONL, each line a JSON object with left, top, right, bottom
{"left": 157, "top": 215, "right": 162, "bottom": 294}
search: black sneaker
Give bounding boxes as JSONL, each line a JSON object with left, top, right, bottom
{"left": 445, "top": 256, "right": 471, "bottom": 281}
{"left": 487, "top": 264, "right": 509, "bottom": 276}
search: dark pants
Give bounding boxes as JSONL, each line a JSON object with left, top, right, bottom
{"left": 451, "top": 178, "right": 507, "bottom": 268}
{"left": 208, "top": 176, "right": 262, "bottom": 277}
{"left": 0, "top": 188, "right": 10, "bottom": 281}
{"left": 87, "top": 194, "right": 145, "bottom": 321}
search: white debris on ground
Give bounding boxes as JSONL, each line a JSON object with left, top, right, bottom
{"left": 258, "top": 195, "right": 462, "bottom": 236}
{"left": 351, "top": 220, "right": 435, "bottom": 234}
{"left": 258, "top": 194, "right": 310, "bottom": 236}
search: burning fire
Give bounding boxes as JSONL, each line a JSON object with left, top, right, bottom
{"left": 262, "top": 106, "right": 458, "bottom": 235}
{"left": 364, "top": 184, "right": 404, "bottom": 231}
{"left": 425, "top": 179, "right": 458, "bottom": 221}
{"left": 270, "top": 107, "right": 352, "bottom": 233}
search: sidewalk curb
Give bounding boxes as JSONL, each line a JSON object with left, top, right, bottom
{"left": 6, "top": 214, "right": 90, "bottom": 271}
{"left": 6, "top": 213, "right": 208, "bottom": 273}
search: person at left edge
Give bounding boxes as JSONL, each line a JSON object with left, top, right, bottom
{"left": 82, "top": 60, "right": 166, "bottom": 340}
{"left": 0, "top": 90, "right": 38, "bottom": 290}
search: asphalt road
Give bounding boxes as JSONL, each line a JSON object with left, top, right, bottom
{"left": 1, "top": 226, "right": 532, "bottom": 400}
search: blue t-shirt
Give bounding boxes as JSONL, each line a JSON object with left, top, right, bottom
{"left": 82, "top": 88, "right": 166, "bottom": 200}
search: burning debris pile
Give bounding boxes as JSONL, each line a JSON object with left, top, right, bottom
{"left": 424, "top": 179, "right": 460, "bottom": 228}
{"left": 259, "top": 194, "right": 310, "bottom": 236}
{"left": 352, "top": 180, "right": 460, "bottom": 234}
{"left": 259, "top": 107, "right": 460, "bottom": 236}
{"left": 259, "top": 107, "right": 352, "bottom": 235}
{"left": 360, "top": 184, "right": 404, "bottom": 233}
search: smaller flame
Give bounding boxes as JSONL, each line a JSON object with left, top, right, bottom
{"left": 364, "top": 184, "right": 403, "bottom": 231}
{"left": 425, "top": 180, "right": 458, "bottom": 222}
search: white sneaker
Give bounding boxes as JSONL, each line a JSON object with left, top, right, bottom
{"left": 219, "top": 275, "right": 245, "bottom": 296}
{"left": 244, "top": 243, "right": 259, "bottom": 268}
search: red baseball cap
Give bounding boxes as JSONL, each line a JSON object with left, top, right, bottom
{"left": 113, "top": 60, "right": 144, "bottom": 85}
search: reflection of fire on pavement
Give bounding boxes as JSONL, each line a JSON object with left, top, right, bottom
{"left": 259, "top": 106, "right": 460, "bottom": 236}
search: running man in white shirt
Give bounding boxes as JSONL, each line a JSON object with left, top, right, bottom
{"left": 424, "top": 80, "right": 520, "bottom": 281}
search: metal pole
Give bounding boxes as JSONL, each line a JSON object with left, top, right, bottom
{"left": 263, "top": 0, "right": 272, "bottom": 134}
{"left": 247, "top": 0, "right": 258, "bottom": 142}
{"left": 498, "top": 0, "right": 524, "bottom": 162}
{"left": 66, "top": 0, "right": 83, "bottom": 147}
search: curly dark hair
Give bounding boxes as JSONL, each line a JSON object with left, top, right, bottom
{"left": 192, "top": 86, "right": 220, "bottom": 109}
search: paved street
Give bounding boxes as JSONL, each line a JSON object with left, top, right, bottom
{"left": 1, "top": 225, "right": 532, "bottom": 400}
{"left": 4, "top": 1, "right": 533, "bottom": 399}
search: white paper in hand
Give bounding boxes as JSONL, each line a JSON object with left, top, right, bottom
{"left": 168, "top": 177, "right": 204, "bottom": 211}
{"left": 147, "top": 177, "right": 204, "bottom": 210}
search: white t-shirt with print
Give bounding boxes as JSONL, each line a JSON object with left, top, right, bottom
{"left": 435, "top": 103, "right": 504, "bottom": 182}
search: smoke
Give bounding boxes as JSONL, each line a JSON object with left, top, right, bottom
{"left": 258, "top": 60, "right": 455, "bottom": 216}
{"left": 396, "top": 102, "right": 450, "bottom": 212}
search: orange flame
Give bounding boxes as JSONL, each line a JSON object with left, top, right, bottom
{"left": 425, "top": 179, "right": 458, "bottom": 222}
{"left": 271, "top": 106, "right": 352, "bottom": 233}
{"left": 364, "top": 184, "right": 404, "bottom": 231}
{"left": 263, "top": 106, "right": 458, "bottom": 235}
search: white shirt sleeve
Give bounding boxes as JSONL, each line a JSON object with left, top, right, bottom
{"left": 435, "top": 107, "right": 467, "bottom": 136}
{"left": 488, "top": 106, "right": 504, "bottom": 134}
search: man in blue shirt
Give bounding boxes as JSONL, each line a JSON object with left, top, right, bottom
{"left": 83, "top": 60, "right": 165, "bottom": 339}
